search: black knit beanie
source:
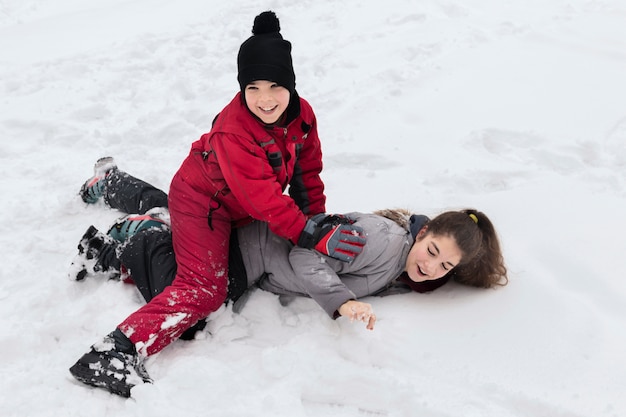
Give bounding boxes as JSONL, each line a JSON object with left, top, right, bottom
{"left": 237, "top": 11, "right": 296, "bottom": 94}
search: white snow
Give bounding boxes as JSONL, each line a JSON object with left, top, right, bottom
{"left": 1, "top": 1, "right": 625, "bottom": 416}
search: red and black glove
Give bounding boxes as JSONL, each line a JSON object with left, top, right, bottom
{"left": 297, "top": 214, "right": 366, "bottom": 262}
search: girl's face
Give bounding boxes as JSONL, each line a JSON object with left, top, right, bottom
{"left": 405, "top": 229, "right": 463, "bottom": 282}
{"left": 244, "top": 80, "right": 290, "bottom": 124}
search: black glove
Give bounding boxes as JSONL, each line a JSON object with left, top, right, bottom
{"left": 297, "top": 214, "right": 366, "bottom": 262}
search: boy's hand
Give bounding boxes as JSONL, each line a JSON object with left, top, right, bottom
{"left": 297, "top": 214, "right": 366, "bottom": 262}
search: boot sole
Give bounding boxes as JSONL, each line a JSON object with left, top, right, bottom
{"left": 69, "top": 358, "right": 133, "bottom": 398}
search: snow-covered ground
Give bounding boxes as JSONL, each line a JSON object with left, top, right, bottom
{"left": 1, "top": 1, "right": 625, "bottom": 416}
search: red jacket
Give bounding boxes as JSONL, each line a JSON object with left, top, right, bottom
{"left": 177, "top": 92, "right": 326, "bottom": 243}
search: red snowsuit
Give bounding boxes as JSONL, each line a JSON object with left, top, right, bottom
{"left": 118, "top": 93, "right": 326, "bottom": 355}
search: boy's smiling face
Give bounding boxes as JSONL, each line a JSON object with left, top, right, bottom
{"left": 244, "top": 80, "right": 290, "bottom": 124}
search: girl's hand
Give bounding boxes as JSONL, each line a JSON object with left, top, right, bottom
{"left": 338, "top": 300, "right": 377, "bottom": 330}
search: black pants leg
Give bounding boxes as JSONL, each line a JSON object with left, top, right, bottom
{"left": 104, "top": 170, "right": 168, "bottom": 214}
{"left": 119, "top": 229, "right": 176, "bottom": 302}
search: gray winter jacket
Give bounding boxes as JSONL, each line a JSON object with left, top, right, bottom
{"left": 237, "top": 212, "right": 414, "bottom": 318}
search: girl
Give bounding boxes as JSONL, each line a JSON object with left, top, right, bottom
{"left": 68, "top": 163, "right": 507, "bottom": 397}
{"left": 70, "top": 10, "right": 367, "bottom": 398}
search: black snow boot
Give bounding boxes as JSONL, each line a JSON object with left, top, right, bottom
{"left": 69, "top": 329, "right": 152, "bottom": 398}
{"left": 69, "top": 225, "right": 121, "bottom": 281}
{"left": 79, "top": 156, "right": 117, "bottom": 204}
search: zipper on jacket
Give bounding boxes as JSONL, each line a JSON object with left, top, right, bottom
{"left": 207, "top": 192, "right": 221, "bottom": 231}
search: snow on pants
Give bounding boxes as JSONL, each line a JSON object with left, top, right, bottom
{"left": 117, "top": 172, "right": 230, "bottom": 356}
{"left": 102, "top": 169, "right": 247, "bottom": 305}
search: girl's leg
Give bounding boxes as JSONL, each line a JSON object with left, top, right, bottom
{"left": 118, "top": 229, "right": 177, "bottom": 303}
{"left": 79, "top": 157, "right": 168, "bottom": 214}
{"left": 104, "top": 170, "right": 168, "bottom": 214}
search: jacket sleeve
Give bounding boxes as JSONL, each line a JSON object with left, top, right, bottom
{"left": 288, "top": 246, "right": 357, "bottom": 318}
{"left": 211, "top": 133, "right": 307, "bottom": 243}
{"left": 288, "top": 114, "right": 326, "bottom": 216}
{"left": 287, "top": 213, "right": 410, "bottom": 318}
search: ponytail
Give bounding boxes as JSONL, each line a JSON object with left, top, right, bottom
{"left": 448, "top": 209, "right": 508, "bottom": 288}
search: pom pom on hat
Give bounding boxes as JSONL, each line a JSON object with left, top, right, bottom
{"left": 237, "top": 11, "right": 296, "bottom": 94}
{"left": 252, "top": 11, "right": 281, "bottom": 35}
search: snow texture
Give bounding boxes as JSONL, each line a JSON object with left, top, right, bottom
{"left": 1, "top": 1, "right": 625, "bottom": 416}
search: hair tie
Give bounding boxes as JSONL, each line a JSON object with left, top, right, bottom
{"left": 469, "top": 213, "right": 478, "bottom": 224}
